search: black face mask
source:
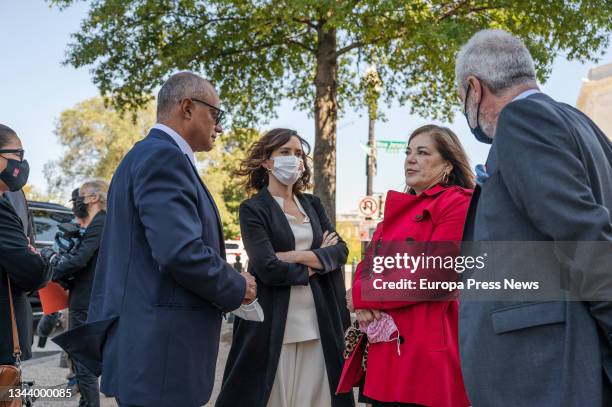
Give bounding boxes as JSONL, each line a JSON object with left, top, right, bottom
{"left": 0, "top": 158, "right": 29, "bottom": 192}
{"left": 73, "top": 196, "right": 89, "bottom": 219}
{"left": 463, "top": 84, "right": 493, "bottom": 145}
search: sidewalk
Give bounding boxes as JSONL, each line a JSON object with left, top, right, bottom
{"left": 22, "top": 323, "right": 234, "bottom": 407}
{"left": 23, "top": 322, "right": 362, "bottom": 406}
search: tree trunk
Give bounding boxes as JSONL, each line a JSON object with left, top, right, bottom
{"left": 313, "top": 25, "right": 338, "bottom": 225}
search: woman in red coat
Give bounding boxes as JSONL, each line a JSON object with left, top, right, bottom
{"left": 351, "top": 125, "right": 475, "bottom": 407}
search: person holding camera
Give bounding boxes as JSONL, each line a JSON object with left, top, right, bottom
{"left": 43, "top": 180, "right": 108, "bottom": 407}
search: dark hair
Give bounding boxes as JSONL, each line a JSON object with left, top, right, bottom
{"left": 236, "top": 128, "right": 312, "bottom": 195}
{"left": 408, "top": 125, "right": 475, "bottom": 189}
{"left": 0, "top": 124, "right": 17, "bottom": 148}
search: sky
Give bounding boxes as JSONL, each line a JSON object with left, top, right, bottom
{"left": 1, "top": 1, "right": 610, "bottom": 213}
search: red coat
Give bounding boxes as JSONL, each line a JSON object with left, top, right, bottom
{"left": 352, "top": 184, "right": 472, "bottom": 407}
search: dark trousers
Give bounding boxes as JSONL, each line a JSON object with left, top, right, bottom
{"left": 69, "top": 309, "right": 100, "bottom": 407}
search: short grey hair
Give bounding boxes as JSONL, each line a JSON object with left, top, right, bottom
{"left": 455, "top": 29, "right": 536, "bottom": 94}
{"left": 156, "top": 71, "right": 213, "bottom": 120}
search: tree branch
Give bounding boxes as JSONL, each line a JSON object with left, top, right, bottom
{"left": 292, "top": 17, "right": 317, "bottom": 30}
{"left": 437, "top": 0, "right": 469, "bottom": 21}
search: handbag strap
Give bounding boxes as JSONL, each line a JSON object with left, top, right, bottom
{"left": 5, "top": 274, "right": 21, "bottom": 360}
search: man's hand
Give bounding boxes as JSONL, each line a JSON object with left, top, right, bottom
{"left": 355, "top": 308, "right": 381, "bottom": 324}
{"left": 320, "top": 231, "right": 339, "bottom": 248}
{"left": 241, "top": 271, "right": 257, "bottom": 304}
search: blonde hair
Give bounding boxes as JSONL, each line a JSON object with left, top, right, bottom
{"left": 80, "top": 179, "right": 109, "bottom": 210}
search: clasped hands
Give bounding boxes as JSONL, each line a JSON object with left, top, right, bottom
{"left": 276, "top": 231, "right": 339, "bottom": 277}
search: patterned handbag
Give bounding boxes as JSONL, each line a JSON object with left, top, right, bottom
{"left": 336, "top": 320, "right": 369, "bottom": 394}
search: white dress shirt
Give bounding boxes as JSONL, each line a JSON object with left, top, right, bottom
{"left": 512, "top": 88, "right": 540, "bottom": 102}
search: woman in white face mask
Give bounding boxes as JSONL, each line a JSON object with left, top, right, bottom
{"left": 216, "top": 129, "right": 354, "bottom": 407}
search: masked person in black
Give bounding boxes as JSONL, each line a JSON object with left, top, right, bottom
{"left": 43, "top": 180, "right": 108, "bottom": 407}
{"left": 0, "top": 124, "right": 51, "bottom": 366}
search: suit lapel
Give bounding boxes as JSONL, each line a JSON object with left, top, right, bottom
{"left": 259, "top": 188, "right": 297, "bottom": 251}
{"left": 148, "top": 129, "right": 226, "bottom": 256}
{"left": 186, "top": 161, "right": 226, "bottom": 257}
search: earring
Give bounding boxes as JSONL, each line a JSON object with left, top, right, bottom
{"left": 442, "top": 171, "right": 450, "bottom": 185}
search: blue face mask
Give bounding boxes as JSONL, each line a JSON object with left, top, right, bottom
{"left": 463, "top": 84, "right": 493, "bottom": 145}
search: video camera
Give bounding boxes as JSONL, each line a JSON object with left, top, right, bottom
{"left": 54, "top": 221, "right": 83, "bottom": 253}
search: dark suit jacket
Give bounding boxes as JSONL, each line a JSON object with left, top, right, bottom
{"left": 0, "top": 195, "right": 50, "bottom": 364}
{"left": 216, "top": 188, "right": 354, "bottom": 407}
{"left": 51, "top": 210, "right": 105, "bottom": 310}
{"left": 460, "top": 93, "right": 612, "bottom": 406}
{"left": 53, "top": 129, "right": 246, "bottom": 407}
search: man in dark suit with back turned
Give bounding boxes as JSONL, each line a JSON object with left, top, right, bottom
{"left": 456, "top": 30, "right": 612, "bottom": 406}
{"left": 54, "top": 72, "right": 257, "bottom": 407}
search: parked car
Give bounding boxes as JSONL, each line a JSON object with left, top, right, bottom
{"left": 27, "top": 201, "right": 74, "bottom": 326}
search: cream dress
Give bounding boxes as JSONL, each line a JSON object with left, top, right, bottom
{"left": 267, "top": 194, "right": 331, "bottom": 407}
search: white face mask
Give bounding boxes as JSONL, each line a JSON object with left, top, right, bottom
{"left": 270, "top": 155, "right": 303, "bottom": 186}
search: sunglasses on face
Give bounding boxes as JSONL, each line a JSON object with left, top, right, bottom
{"left": 0, "top": 149, "right": 24, "bottom": 161}
{"left": 190, "top": 98, "right": 225, "bottom": 126}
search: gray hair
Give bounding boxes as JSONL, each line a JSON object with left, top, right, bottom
{"left": 80, "top": 179, "right": 109, "bottom": 210}
{"left": 156, "top": 71, "right": 213, "bottom": 120}
{"left": 455, "top": 29, "right": 536, "bottom": 94}
{"left": 0, "top": 124, "right": 17, "bottom": 148}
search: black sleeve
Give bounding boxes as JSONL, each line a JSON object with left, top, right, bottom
{"left": 0, "top": 200, "right": 50, "bottom": 291}
{"left": 239, "top": 201, "right": 309, "bottom": 287}
{"left": 308, "top": 195, "right": 349, "bottom": 274}
{"left": 51, "top": 213, "right": 104, "bottom": 281}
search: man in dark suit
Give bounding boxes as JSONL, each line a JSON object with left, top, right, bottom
{"left": 456, "top": 30, "right": 612, "bottom": 405}
{"left": 54, "top": 72, "right": 257, "bottom": 407}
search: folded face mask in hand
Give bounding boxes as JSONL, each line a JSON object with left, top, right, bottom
{"left": 359, "top": 312, "right": 401, "bottom": 355}
{"left": 231, "top": 298, "right": 264, "bottom": 322}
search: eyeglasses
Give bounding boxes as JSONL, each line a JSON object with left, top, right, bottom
{"left": 190, "top": 98, "right": 225, "bottom": 126}
{"left": 0, "top": 149, "right": 24, "bottom": 161}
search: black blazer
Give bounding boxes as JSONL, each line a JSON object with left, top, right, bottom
{"left": 217, "top": 189, "right": 354, "bottom": 407}
{"left": 51, "top": 210, "right": 106, "bottom": 310}
{"left": 0, "top": 195, "right": 50, "bottom": 364}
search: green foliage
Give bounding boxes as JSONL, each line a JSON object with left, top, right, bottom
{"left": 198, "top": 128, "right": 261, "bottom": 238}
{"left": 50, "top": 0, "right": 611, "bottom": 121}
{"left": 50, "top": 0, "right": 611, "bottom": 219}
{"left": 45, "top": 96, "right": 155, "bottom": 198}
{"left": 336, "top": 220, "right": 362, "bottom": 265}
{"left": 46, "top": 95, "right": 258, "bottom": 237}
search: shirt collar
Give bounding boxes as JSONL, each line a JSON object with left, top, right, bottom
{"left": 152, "top": 123, "right": 196, "bottom": 167}
{"left": 512, "top": 88, "right": 540, "bottom": 102}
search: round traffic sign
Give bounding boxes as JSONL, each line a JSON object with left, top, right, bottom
{"left": 359, "top": 196, "right": 378, "bottom": 217}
